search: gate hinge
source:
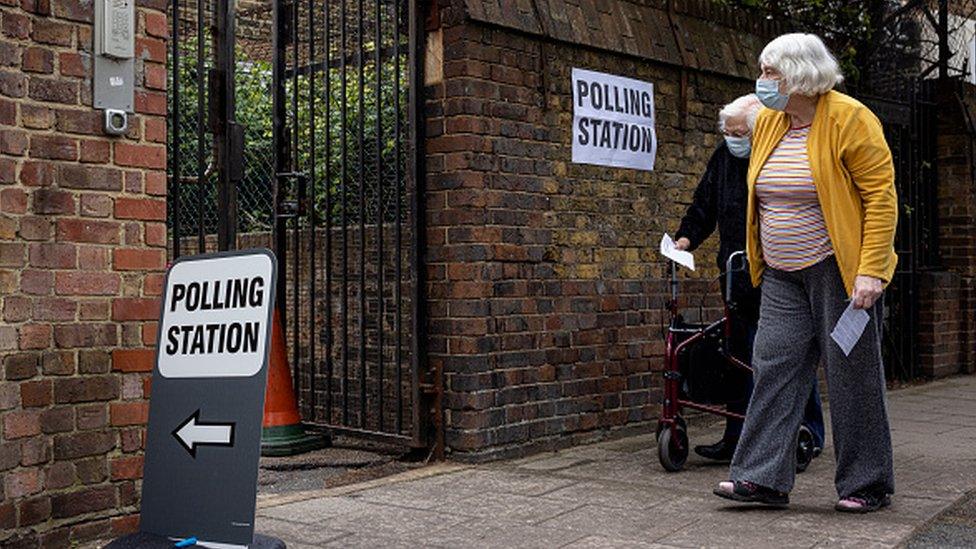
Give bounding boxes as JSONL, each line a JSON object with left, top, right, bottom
{"left": 275, "top": 172, "right": 309, "bottom": 219}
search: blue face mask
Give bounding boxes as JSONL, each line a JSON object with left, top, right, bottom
{"left": 755, "top": 78, "right": 790, "bottom": 111}
{"left": 724, "top": 135, "right": 751, "bottom": 158}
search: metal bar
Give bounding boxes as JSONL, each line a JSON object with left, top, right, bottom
{"left": 375, "top": 0, "right": 385, "bottom": 432}
{"left": 324, "top": 0, "right": 334, "bottom": 425}
{"left": 393, "top": 0, "right": 403, "bottom": 435}
{"left": 195, "top": 0, "right": 205, "bottom": 254}
{"left": 358, "top": 0, "right": 367, "bottom": 429}
{"left": 214, "top": 0, "right": 238, "bottom": 251}
{"left": 282, "top": 45, "right": 401, "bottom": 78}
{"left": 676, "top": 400, "right": 745, "bottom": 421}
{"left": 408, "top": 0, "right": 431, "bottom": 452}
{"left": 939, "top": 0, "right": 949, "bottom": 81}
{"left": 170, "top": 0, "right": 181, "bottom": 258}
{"left": 290, "top": 0, "right": 301, "bottom": 404}
{"left": 272, "top": 0, "right": 289, "bottom": 325}
{"left": 306, "top": 0, "right": 317, "bottom": 418}
{"left": 341, "top": 0, "right": 350, "bottom": 426}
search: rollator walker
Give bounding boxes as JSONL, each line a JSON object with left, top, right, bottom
{"left": 655, "top": 251, "right": 816, "bottom": 472}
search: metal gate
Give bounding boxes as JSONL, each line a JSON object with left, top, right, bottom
{"left": 167, "top": 0, "right": 431, "bottom": 451}
{"left": 271, "top": 0, "right": 429, "bottom": 449}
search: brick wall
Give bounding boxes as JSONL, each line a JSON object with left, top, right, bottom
{"left": 0, "top": 0, "right": 167, "bottom": 545}
{"left": 426, "top": 0, "right": 752, "bottom": 461}
{"left": 920, "top": 81, "right": 976, "bottom": 377}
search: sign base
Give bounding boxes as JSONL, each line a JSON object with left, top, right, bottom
{"left": 105, "top": 532, "right": 286, "bottom": 549}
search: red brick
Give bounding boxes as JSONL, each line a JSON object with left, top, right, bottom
{"left": 0, "top": 42, "right": 19, "bottom": 68}
{"left": 1, "top": 187, "right": 28, "bottom": 213}
{"left": 111, "top": 514, "right": 140, "bottom": 537}
{"left": 56, "top": 109, "right": 101, "bottom": 134}
{"left": 51, "top": 486, "right": 116, "bottom": 520}
{"left": 21, "top": 0, "right": 52, "bottom": 15}
{"left": 115, "top": 197, "right": 166, "bottom": 221}
{"left": 0, "top": 71, "right": 27, "bottom": 98}
{"left": 21, "top": 379, "right": 52, "bottom": 407}
{"left": 19, "top": 216, "right": 52, "bottom": 240}
{"left": 0, "top": 98, "right": 14, "bottom": 123}
{"left": 2, "top": 11, "right": 30, "bottom": 39}
{"left": 53, "top": 431, "right": 115, "bottom": 460}
{"left": 0, "top": 241, "right": 26, "bottom": 267}
{"left": 113, "top": 248, "right": 164, "bottom": 270}
{"left": 79, "top": 300, "right": 109, "bottom": 320}
{"left": 31, "top": 18, "right": 73, "bottom": 46}
{"left": 1, "top": 128, "right": 28, "bottom": 155}
{"left": 134, "top": 90, "right": 167, "bottom": 115}
{"left": 44, "top": 461, "right": 74, "bottom": 489}
{"left": 0, "top": 501, "right": 12, "bottom": 531}
{"left": 58, "top": 51, "right": 88, "bottom": 77}
{"left": 34, "top": 297, "right": 76, "bottom": 321}
{"left": 79, "top": 139, "right": 110, "bottom": 163}
{"left": 110, "top": 402, "right": 148, "bottom": 427}
{"left": 18, "top": 496, "right": 52, "bottom": 527}
{"left": 53, "top": 323, "right": 117, "bottom": 348}
{"left": 29, "top": 242, "right": 76, "bottom": 268}
{"left": 4, "top": 295, "right": 31, "bottom": 322}
{"left": 3, "top": 409, "right": 41, "bottom": 439}
{"left": 0, "top": 216, "right": 14, "bottom": 239}
{"left": 23, "top": 47, "right": 54, "bottom": 73}
{"left": 78, "top": 193, "right": 112, "bottom": 218}
{"left": 56, "top": 218, "right": 120, "bottom": 244}
{"left": 114, "top": 142, "right": 165, "bottom": 169}
{"left": 144, "top": 62, "right": 166, "bottom": 90}
{"left": 4, "top": 352, "right": 38, "bottom": 380}
{"left": 52, "top": 0, "right": 92, "bottom": 22}
{"left": 39, "top": 406, "right": 73, "bottom": 434}
{"left": 145, "top": 223, "right": 166, "bottom": 247}
{"left": 41, "top": 350, "right": 77, "bottom": 375}
{"left": 134, "top": 37, "right": 166, "bottom": 62}
{"left": 112, "top": 297, "right": 160, "bottom": 320}
{"left": 21, "top": 104, "right": 54, "bottom": 128}
{"left": 59, "top": 164, "right": 123, "bottom": 190}
{"left": 144, "top": 10, "right": 167, "bottom": 37}
{"left": 21, "top": 269, "right": 53, "bottom": 295}
{"left": 53, "top": 376, "right": 118, "bottom": 403}
{"left": 144, "top": 116, "right": 166, "bottom": 143}
{"left": 112, "top": 348, "right": 155, "bottom": 373}
{"left": 20, "top": 323, "right": 52, "bottom": 349}
{"left": 119, "top": 428, "right": 143, "bottom": 452}
{"left": 142, "top": 322, "right": 158, "bottom": 345}
{"left": 19, "top": 161, "right": 56, "bottom": 186}
{"left": 77, "top": 245, "right": 110, "bottom": 270}
{"left": 55, "top": 271, "right": 121, "bottom": 295}
{"left": 4, "top": 467, "right": 42, "bottom": 498}
{"left": 31, "top": 188, "right": 74, "bottom": 215}
{"left": 124, "top": 170, "right": 143, "bottom": 193}
{"left": 0, "top": 157, "right": 14, "bottom": 184}
{"left": 28, "top": 77, "right": 78, "bottom": 105}
{"left": 144, "top": 171, "right": 166, "bottom": 196}
{"left": 74, "top": 456, "right": 107, "bottom": 484}
{"left": 75, "top": 403, "right": 107, "bottom": 429}
{"left": 29, "top": 134, "right": 77, "bottom": 160}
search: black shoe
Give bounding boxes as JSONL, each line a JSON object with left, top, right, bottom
{"left": 714, "top": 480, "right": 790, "bottom": 507}
{"left": 836, "top": 490, "right": 892, "bottom": 513}
{"left": 694, "top": 439, "right": 737, "bottom": 461}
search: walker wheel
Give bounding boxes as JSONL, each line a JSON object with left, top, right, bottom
{"left": 658, "top": 423, "right": 689, "bottom": 472}
{"left": 796, "top": 425, "right": 815, "bottom": 473}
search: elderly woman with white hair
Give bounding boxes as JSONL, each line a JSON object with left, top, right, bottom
{"left": 673, "top": 94, "right": 825, "bottom": 464}
{"left": 712, "top": 33, "right": 898, "bottom": 513}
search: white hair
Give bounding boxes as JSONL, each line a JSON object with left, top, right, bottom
{"left": 760, "top": 33, "right": 844, "bottom": 95}
{"left": 718, "top": 94, "right": 761, "bottom": 132}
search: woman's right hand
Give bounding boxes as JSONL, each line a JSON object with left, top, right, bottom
{"left": 674, "top": 237, "right": 691, "bottom": 251}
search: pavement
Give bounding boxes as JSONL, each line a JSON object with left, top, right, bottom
{"left": 254, "top": 375, "right": 976, "bottom": 548}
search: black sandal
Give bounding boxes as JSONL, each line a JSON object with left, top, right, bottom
{"left": 836, "top": 491, "right": 891, "bottom": 513}
{"left": 714, "top": 480, "right": 789, "bottom": 507}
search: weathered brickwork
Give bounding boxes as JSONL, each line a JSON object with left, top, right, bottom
{"left": 0, "top": 0, "right": 166, "bottom": 545}
{"left": 426, "top": 0, "right": 754, "bottom": 460}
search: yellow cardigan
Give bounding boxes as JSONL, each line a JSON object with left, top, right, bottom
{"left": 746, "top": 90, "right": 899, "bottom": 295}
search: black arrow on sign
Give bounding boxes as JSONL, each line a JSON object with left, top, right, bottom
{"left": 172, "top": 410, "right": 235, "bottom": 458}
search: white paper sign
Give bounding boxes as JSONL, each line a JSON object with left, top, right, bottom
{"left": 660, "top": 233, "right": 695, "bottom": 271}
{"left": 572, "top": 68, "right": 657, "bottom": 171}
{"left": 830, "top": 301, "right": 871, "bottom": 356}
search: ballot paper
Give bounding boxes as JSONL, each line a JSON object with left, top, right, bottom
{"left": 830, "top": 300, "right": 871, "bottom": 356}
{"left": 660, "top": 233, "right": 695, "bottom": 271}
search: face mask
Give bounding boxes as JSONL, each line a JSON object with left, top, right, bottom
{"left": 725, "top": 135, "right": 751, "bottom": 158}
{"left": 755, "top": 78, "right": 790, "bottom": 111}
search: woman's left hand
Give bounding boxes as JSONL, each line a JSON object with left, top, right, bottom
{"left": 852, "top": 275, "right": 883, "bottom": 310}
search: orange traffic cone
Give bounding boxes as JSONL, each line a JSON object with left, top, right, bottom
{"left": 260, "top": 308, "right": 329, "bottom": 456}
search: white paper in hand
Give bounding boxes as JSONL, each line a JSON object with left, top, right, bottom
{"left": 830, "top": 300, "right": 870, "bottom": 356}
{"left": 660, "top": 233, "right": 695, "bottom": 271}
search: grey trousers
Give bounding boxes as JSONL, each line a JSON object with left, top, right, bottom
{"left": 729, "top": 256, "right": 895, "bottom": 497}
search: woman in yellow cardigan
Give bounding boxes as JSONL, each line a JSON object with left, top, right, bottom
{"left": 712, "top": 33, "right": 897, "bottom": 513}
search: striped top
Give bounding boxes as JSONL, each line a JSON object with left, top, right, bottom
{"left": 755, "top": 126, "right": 834, "bottom": 271}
